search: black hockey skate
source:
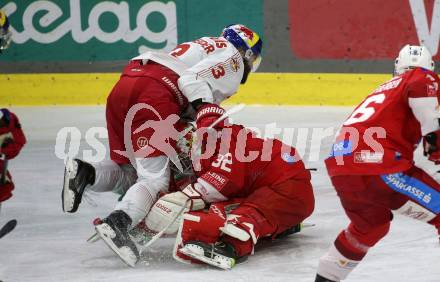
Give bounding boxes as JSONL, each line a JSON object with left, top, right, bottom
{"left": 62, "top": 158, "right": 95, "bottom": 213}
{"left": 179, "top": 240, "right": 246, "bottom": 270}
{"left": 315, "top": 274, "right": 338, "bottom": 282}
{"left": 95, "top": 210, "right": 140, "bottom": 267}
{"left": 275, "top": 223, "right": 302, "bottom": 239}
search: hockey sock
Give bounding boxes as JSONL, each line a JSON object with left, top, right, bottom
{"left": 115, "top": 182, "right": 157, "bottom": 227}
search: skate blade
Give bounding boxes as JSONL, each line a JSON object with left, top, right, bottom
{"left": 62, "top": 158, "right": 76, "bottom": 213}
{"left": 179, "top": 244, "right": 235, "bottom": 270}
{"left": 95, "top": 224, "right": 138, "bottom": 267}
{"left": 302, "top": 222, "right": 315, "bottom": 228}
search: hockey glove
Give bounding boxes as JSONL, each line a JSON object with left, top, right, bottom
{"left": 423, "top": 129, "right": 440, "bottom": 164}
{"left": 195, "top": 103, "right": 228, "bottom": 129}
{"left": 145, "top": 184, "right": 205, "bottom": 234}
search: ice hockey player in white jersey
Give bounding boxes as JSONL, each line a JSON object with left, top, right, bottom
{"left": 61, "top": 24, "right": 263, "bottom": 266}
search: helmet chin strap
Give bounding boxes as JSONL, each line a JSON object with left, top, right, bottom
{"left": 241, "top": 61, "right": 251, "bottom": 84}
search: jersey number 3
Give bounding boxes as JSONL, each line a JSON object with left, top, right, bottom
{"left": 211, "top": 65, "right": 226, "bottom": 79}
{"left": 343, "top": 93, "right": 385, "bottom": 126}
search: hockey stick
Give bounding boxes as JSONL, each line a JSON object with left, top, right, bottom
{"left": 0, "top": 219, "right": 17, "bottom": 239}
{"left": 138, "top": 200, "right": 189, "bottom": 253}
{"left": 208, "top": 103, "right": 245, "bottom": 130}
{"left": 302, "top": 222, "right": 316, "bottom": 228}
{"left": 0, "top": 155, "right": 17, "bottom": 240}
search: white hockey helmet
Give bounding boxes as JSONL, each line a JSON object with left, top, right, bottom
{"left": 394, "top": 44, "right": 435, "bottom": 76}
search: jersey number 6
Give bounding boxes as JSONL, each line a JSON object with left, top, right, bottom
{"left": 343, "top": 93, "right": 386, "bottom": 126}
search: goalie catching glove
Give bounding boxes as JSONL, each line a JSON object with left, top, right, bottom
{"left": 145, "top": 184, "right": 206, "bottom": 234}
{"left": 423, "top": 129, "right": 440, "bottom": 164}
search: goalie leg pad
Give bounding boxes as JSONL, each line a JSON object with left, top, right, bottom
{"left": 174, "top": 204, "right": 227, "bottom": 264}
{"left": 145, "top": 198, "right": 186, "bottom": 235}
{"left": 181, "top": 208, "right": 226, "bottom": 244}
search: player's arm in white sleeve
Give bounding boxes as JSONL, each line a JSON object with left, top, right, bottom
{"left": 409, "top": 97, "right": 440, "bottom": 135}
{"left": 176, "top": 37, "right": 244, "bottom": 105}
{"left": 407, "top": 75, "right": 440, "bottom": 135}
{"left": 407, "top": 73, "right": 440, "bottom": 162}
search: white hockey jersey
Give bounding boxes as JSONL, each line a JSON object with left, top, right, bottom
{"left": 132, "top": 37, "right": 244, "bottom": 105}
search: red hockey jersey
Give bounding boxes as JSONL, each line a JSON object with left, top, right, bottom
{"left": 0, "top": 109, "right": 26, "bottom": 160}
{"left": 193, "top": 125, "right": 311, "bottom": 202}
{"left": 326, "top": 68, "right": 440, "bottom": 176}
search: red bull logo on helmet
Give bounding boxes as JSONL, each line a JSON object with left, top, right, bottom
{"left": 236, "top": 24, "right": 260, "bottom": 48}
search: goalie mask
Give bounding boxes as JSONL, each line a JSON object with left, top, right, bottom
{"left": 394, "top": 45, "right": 435, "bottom": 76}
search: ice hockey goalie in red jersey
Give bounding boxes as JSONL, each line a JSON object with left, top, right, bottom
{"left": 0, "top": 109, "right": 26, "bottom": 202}
{"left": 145, "top": 121, "right": 315, "bottom": 269}
{"left": 315, "top": 45, "right": 440, "bottom": 282}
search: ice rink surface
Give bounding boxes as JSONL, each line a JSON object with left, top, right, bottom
{"left": 0, "top": 106, "right": 439, "bottom": 282}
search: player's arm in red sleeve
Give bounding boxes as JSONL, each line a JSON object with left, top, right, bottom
{"left": 0, "top": 110, "right": 26, "bottom": 160}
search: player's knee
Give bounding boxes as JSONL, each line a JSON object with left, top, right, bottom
{"left": 334, "top": 222, "right": 390, "bottom": 262}
{"left": 288, "top": 180, "right": 315, "bottom": 220}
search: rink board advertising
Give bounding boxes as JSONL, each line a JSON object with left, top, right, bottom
{"left": 1, "top": 0, "right": 438, "bottom": 106}
{"left": 0, "top": 0, "right": 263, "bottom": 62}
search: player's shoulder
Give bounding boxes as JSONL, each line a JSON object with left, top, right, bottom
{"left": 402, "top": 68, "right": 440, "bottom": 98}
{"left": 405, "top": 67, "right": 439, "bottom": 84}
{"left": 194, "top": 36, "right": 236, "bottom": 52}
